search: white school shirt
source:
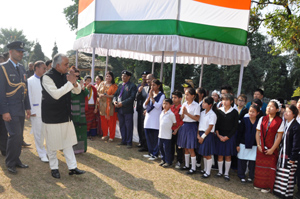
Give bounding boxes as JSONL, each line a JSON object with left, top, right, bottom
{"left": 296, "top": 115, "right": 300, "bottom": 124}
{"left": 159, "top": 109, "right": 176, "bottom": 139}
{"left": 198, "top": 109, "right": 217, "bottom": 132}
{"left": 256, "top": 116, "right": 284, "bottom": 132}
{"left": 88, "top": 89, "right": 95, "bottom": 104}
{"left": 143, "top": 92, "right": 165, "bottom": 129}
{"left": 179, "top": 101, "right": 200, "bottom": 122}
{"left": 27, "top": 74, "right": 42, "bottom": 117}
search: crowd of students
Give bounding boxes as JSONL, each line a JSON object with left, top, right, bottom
{"left": 70, "top": 68, "right": 300, "bottom": 198}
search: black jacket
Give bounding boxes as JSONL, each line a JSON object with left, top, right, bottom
{"left": 113, "top": 81, "right": 137, "bottom": 114}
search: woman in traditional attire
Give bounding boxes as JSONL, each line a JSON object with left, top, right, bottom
{"left": 94, "top": 75, "right": 103, "bottom": 137}
{"left": 84, "top": 75, "right": 98, "bottom": 140}
{"left": 274, "top": 105, "right": 300, "bottom": 198}
{"left": 97, "top": 72, "right": 118, "bottom": 142}
{"left": 71, "top": 68, "right": 89, "bottom": 154}
{"left": 254, "top": 99, "right": 284, "bottom": 193}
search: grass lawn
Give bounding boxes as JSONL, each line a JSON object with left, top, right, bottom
{"left": 0, "top": 120, "right": 282, "bottom": 198}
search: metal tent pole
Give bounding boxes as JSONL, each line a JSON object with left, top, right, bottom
{"left": 75, "top": 50, "right": 78, "bottom": 68}
{"left": 199, "top": 58, "right": 204, "bottom": 87}
{"left": 170, "top": 51, "right": 177, "bottom": 93}
{"left": 160, "top": 51, "right": 164, "bottom": 81}
{"left": 105, "top": 49, "right": 109, "bottom": 75}
{"left": 237, "top": 61, "right": 245, "bottom": 97}
{"left": 91, "top": 48, "right": 95, "bottom": 84}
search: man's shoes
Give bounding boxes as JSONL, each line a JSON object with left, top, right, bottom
{"left": 16, "top": 163, "right": 29, "bottom": 168}
{"left": 22, "top": 141, "right": 31, "bottom": 147}
{"left": 118, "top": 142, "right": 126, "bottom": 146}
{"left": 7, "top": 166, "right": 17, "bottom": 174}
{"left": 69, "top": 168, "right": 86, "bottom": 175}
{"left": 51, "top": 169, "right": 60, "bottom": 179}
{"left": 138, "top": 148, "right": 148, "bottom": 152}
{"left": 143, "top": 154, "right": 152, "bottom": 158}
{"left": 41, "top": 156, "right": 49, "bottom": 163}
{"left": 148, "top": 156, "right": 158, "bottom": 161}
{"left": 1, "top": 151, "right": 6, "bottom": 156}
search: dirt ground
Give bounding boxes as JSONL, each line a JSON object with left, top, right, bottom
{"left": 0, "top": 119, "right": 288, "bottom": 198}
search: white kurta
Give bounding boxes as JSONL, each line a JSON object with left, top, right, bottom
{"left": 42, "top": 75, "right": 81, "bottom": 151}
{"left": 28, "top": 74, "right": 48, "bottom": 158}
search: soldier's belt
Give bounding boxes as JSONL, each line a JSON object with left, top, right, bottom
{"left": 1, "top": 65, "right": 27, "bottom": 98}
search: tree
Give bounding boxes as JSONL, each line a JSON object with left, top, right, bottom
{"left": 251, "top": 0, "right": 300, "bottom": 55}
{"left": 30, "top": 42, "right": 45, "bottom": 62}
{"left": 63, "top": 0, "right": 78, "bottom": 31}
{"left": 52, "top": 42, "right": 58, "bottom": 58}
{"left": 0, "top": 28, "right": 33, "bottom": 53}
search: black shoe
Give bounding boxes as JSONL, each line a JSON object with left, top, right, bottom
{"left": 215, "top": 173, "right": 223, "bottom": 178}
{"left": 180, "top": 166, "right": 190, "bottom": 170}
{"left": 138, "top": 148, "right": 148, "bottom": 152}
{"left": 224, "top": 175, "right": 230, "bottom": 181}
{"left": 16, "top": 163, "right": 29, "bottom": 168}
{"left": 118, "top": 142, "right": 126, "bottom": 146}
{"left": 51, "top": 169, "right": 60, "bottom": 179}
{"left": 1, "top": 151, "right": 6, "bottom": 156}
{"left": 22, "top": 141, "right": 31, "bottom": 147}
{"left": 202, "top": 173, "right": 211, "bottom": 178}
{"left": 69, "top": 168, "right": 86, "bottom": 175}
{"left": 127, "top": 145, "right": 132, "bottom": 149}
{"left": 187, "top": 169, "right": 196, "bottom": 175}
{"left": 137, "top": 143, "right": 142, "bottom": 148}
{"left": 7, "top": 166, "right": 17, "bottom": 174}
{"left": 199, "top": 170, "right": 205, "bottom": 174}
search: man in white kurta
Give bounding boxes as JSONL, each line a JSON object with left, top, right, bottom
{"left": 27, "top": 61, "right": 48, "bottom": 162}
{"left": 41, "top": 53, "right": 85, "bottom": 179}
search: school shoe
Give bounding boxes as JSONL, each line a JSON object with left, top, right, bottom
{"left": 202, "top": 173, "right": 211, "bottom": 178}
{"left": 187, "top": 169, "right": 197, "bottom": 175}
{"left": 138, "top": 148, "right": 148, "bottom": 152}
{"left": 162, "top": 163, "right": 171, "bottom": 168}
{"left": 196, "top": 163, "right": 201, "bottom": 170}
{"left": 180, "top": 166, "right": 190, "bottom": 171}
{"left": 247, "top": 178, "right": 253, "bottom": 183}
{"left": 215, "top": 173, "right": 223, "bottom": 178}
{"left": 118, "top": 142, "right": 126, "bottom": 146}
{"left": 175, "top": 162, "right": 181, "bottom": 169}
{"left": 159, "top": 160, "right": 165, "bottom": 166}
{"left": 261, "top": 189, "right": 270, "bottom": 193}
{"left": 240, "top": 179, "right": 246, "bottom": 183}
{"left": 143, "top": 154, "right": 152, "bottom": 158}
{"left": 149, "top": 156, "right": 158, "bottom": 161}
{"left": 253, "top": 187, "right": 261, "bottom": 190}
{"left": 224, "top": 175, "right": 230, "bottom": 181}
{"left": 127, "top": 145, "right": 132, "bottom": 149}
{"left": 199, "top": 170, "right": 205, "bottom": 174}
{"left": 41, "top": 156, "right": 49, "bottom": 163}
{"left": 69, "top": 168, "right": 86, "bottom": 175}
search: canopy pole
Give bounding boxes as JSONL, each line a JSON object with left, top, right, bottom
{"left": 171, "top": 51, "right": 177, "bottom": 94}
{"left": 237, "top": 61, "right": 245, "bottom": 97}
{"left": 91, "top": 48, "right": 95, "bottom": 84}
{"left": 160, "top": 51, "right": 164, "bottom": 82}
{"left": 75, "top": 50, "right": 78, "bottom": 68}
{"left": 151, "top": 56, "right": 155, "bottom": 74}
{"left": 105, "top": 49, "right": 109, "bottom": 75}
{"left": 199, "top": 58, "right": 204, "bottom": 88}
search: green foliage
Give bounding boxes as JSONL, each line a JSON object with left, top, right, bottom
{"left": 63, "top": 0, "right": 78, "bottom": 31}
{"left": 251, "top": 0, "right": 300, "bottom": 55}
{"left": 30, "top": 42, "right": 45, "bottom": 62}
{"left": 52, "top": 42, "right": 58, "bottom": 58}
{"left": 0, "top": 28, "right": 33, "bottom": 53}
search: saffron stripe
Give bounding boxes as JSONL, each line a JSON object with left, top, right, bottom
{"left": 192, "top": 0, "right": 251, "bottom": 10}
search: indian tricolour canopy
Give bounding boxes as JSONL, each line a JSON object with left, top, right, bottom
{"left": 73, "top": 0, "right": 251, "bottom": 66}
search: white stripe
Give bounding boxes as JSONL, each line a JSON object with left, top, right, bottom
{"left": 94, "top": 0, "right": 177, "bottom": 21}
{"left": 78, "top": 0, "right": 95, "bottom": 30}
{"left": 180, "top": 0, "right": 250, "bottom": 31}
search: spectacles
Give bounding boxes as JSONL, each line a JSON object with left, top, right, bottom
{"left": 76, "top": 75, "right": 80, "bottom": 78}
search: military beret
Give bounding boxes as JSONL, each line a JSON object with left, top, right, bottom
{"left": 7, "top": 41, "right": 25, "bottom": 52}
{"left": 121, "top": 70, "right": 132, "bottom": 76}
{"left": 141, "top": 71, "right": 150, "bottom": 76}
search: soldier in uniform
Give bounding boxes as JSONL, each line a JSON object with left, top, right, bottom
{"left": 0, "top": 41, "right": 31, "bottom": 174}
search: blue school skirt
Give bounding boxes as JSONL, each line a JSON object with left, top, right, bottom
{"left": 197, "top": 131, "right": 215, "bottom": 156}
{"left": 177, "top": 122, "right": 198, "bottom": 149}
{"left": 215, "top": 133, "right": 237, "bottom": 156}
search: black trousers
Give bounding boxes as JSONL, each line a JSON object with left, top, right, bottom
{"left": 237, "top": 159, "right": 255, "bottom": 180}
{"left": 0, "top": 115, "right": 8, "bottom": 153}
{"left": 137, "top": 110, "right": 147, "bottom": 149}
{"left": 171, "top": 133, "right": 183, "bottom": 164}
{"left": 4, "top": 116, "right": 24, "bottom": 167}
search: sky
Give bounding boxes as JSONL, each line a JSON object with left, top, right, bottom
{"left": 0, "top": 0, "right": 76, "bottom": 58}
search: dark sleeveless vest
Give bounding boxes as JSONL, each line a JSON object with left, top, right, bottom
{"left": 41, "top": 68, "right": 71, "bottom": 124}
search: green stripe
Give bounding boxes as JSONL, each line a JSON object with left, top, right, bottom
{"left": 76, "top": 20, "right": 247, "bottom": 46}
{"left": 178, "top": 21, "right": 247, "bottom": 46}
{"left": 76, "top": 20, "right": 177, "bottom": 39}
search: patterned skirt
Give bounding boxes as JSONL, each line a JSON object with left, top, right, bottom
{"left": 86, "top": 105, "right": 97, "bottom": 136}
{"left": 273, "top": 159, "right": 298, "bottom": 198}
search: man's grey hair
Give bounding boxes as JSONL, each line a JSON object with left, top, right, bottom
{"left": 52, "top": 53, "right": 67, "bottom": 68}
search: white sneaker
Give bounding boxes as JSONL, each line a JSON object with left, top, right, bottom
{"left": 261, "top": 189, "right": 270, "bottom": 193}
{"left": 175, "top": 162, "right": 181, "bottom": 169}
{"left": 149, "top": 156, "right": 158, "bottom": 161}
{"left": 41, "top": 156, "right": 49, "bottom": 163}
{"left": 143, "top": 154, "right": 152, "bottom": 158}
